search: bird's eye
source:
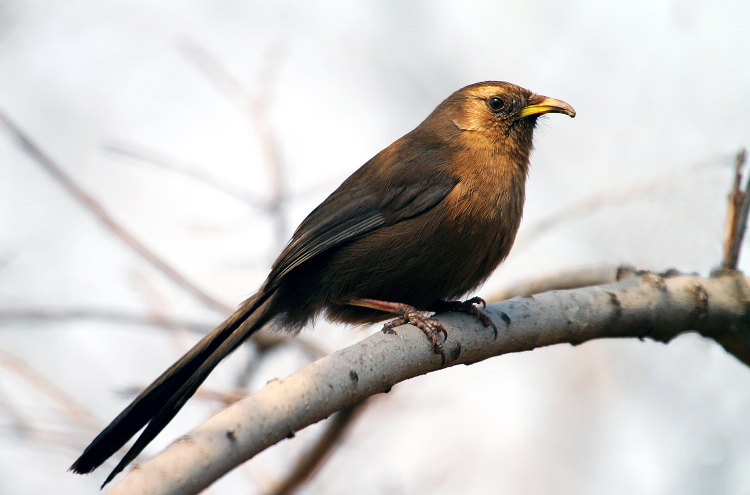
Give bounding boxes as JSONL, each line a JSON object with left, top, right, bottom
{"left": 487, "top": 97, "right": 505, "bottom": 112}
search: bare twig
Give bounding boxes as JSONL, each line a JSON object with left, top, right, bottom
{"left": 722, "top": 149, "right": 749, "bottom": 271}
{"left": 0, "top": 307, "right": 215, "bottom": 334}
{"left": 0, "top": 423, "right": 89, "bottom": 453}
{"left": 133, "top": 270, "right": 200, "bottom": 356}
{"left": 180, "top": 40, "right": 289, "bottom": 249}
{"left": 0, "top": 109, "right": 232, "bottom": 315}
{"left": 105, "top": 270, "right": 750, "bottom": 494}
{"left": 104, "top": 140, "right": 334, "bottom": 212}
{"left": 516, "top": 155, "right": 729, "bottom": 250}
{"left": 0, "top": 348, "right": 97, "bottom": 428}
{"left": 0, "top": 307, "right": 321, "bottom": 357}
{"left": 0, "top": 385, "right": 34, "bottom": 435}
{"left": 102, "top": 142, "right": 267, "bottom": 209}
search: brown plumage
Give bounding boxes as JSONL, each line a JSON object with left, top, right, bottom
{"left": 70, "top": 81, "right": 574, "bottom": 486}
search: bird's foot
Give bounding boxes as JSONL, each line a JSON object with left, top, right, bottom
{"left": 344, "top": 298, "right": 449, "bottom": 364}
{"left": 382, "top": 304, "right": 448, "bottom": 364}
{"left": 430, "top": 296, "right": 501, "bottom": 339}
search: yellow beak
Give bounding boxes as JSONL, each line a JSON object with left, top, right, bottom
{"left": 519, "top": 94, "right": 576, "bottom": 118}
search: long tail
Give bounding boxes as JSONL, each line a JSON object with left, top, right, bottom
{"left": 70, "top": 290, "right": 277, "bottom": 487}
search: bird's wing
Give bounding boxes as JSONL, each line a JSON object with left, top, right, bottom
{"left": 265, "top": 148, "right": 457, "bottom": 289}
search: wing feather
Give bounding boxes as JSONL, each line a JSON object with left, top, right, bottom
{"left": 265, "top": 145, "right": 456, "bottom": 289}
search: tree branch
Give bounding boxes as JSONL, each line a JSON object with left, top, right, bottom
{"left": 105, "top": 269, "right": 750, "bottom": 494}
{"left": 722, "top": 148, "right": 749, "bottom": 271}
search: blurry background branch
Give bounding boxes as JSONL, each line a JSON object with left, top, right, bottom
{"left": 0, "top": 109, "right": 232, "bottom": 315}
{"left": 514, "top": 156, "right": 730, "bottom": 251}
{"left": 102, "top": 142, "right": 267, "bottom": 209}
{"left": 0, "top": 348, "right": 98, "bottom": 429}
{"left": 180, "top": 40, "right": 289, "bottom": 248}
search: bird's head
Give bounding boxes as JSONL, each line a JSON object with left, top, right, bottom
{"left": 432, "top": 81, "right": 575, "bottom": 161}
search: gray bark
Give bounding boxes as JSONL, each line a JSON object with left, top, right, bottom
{"left": 106, "top": 270, "right": 750, "bottom": 495}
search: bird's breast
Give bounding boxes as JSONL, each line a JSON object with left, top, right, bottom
{"left": 437, "top": 163, "right": 526, "bottom": 293}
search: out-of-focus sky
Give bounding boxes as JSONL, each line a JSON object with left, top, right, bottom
{"left": 1, "top": 1, "right": 750, "bottom": 494}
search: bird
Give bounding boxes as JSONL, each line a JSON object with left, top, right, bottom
{"left": 70, "top": 81, "right": 575, "bottom": 486}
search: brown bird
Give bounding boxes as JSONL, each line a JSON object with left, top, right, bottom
{"left": 70, "top": 81, "right": 574, "bottom": 486}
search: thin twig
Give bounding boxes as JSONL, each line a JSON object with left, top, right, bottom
{"left": 0, "top": 307, "right": 215, "bottom": 334}
{"left": 104, "top": 140, "right": 334, "bottom": 212}
{"left": 516, "top": 155, "right": 729, "bottom": 250}
{"left": 133, "top": 270, "right": 198, "bottom": 356}
{"left": 0, "top": 109, "right": 232, "bottom": 315}
{"left": 0, "top": 423, "right": 86, "bottom": 450}
{"left": 0, "top": 307, "right": 319, "bottom": 355}
{"left": 102, "top": 142, "right": 267, "bottom": 209}
{"left": 180, "top": 40, "right": 289, "bottom": 249}
{"left": 0, "top": 348, "right": 98, "bottom": 428}
{"left": 0, "top": 385, "right": 34, "bottom": 435}
{"left": 722, "top": 149, "right": 749, "bottom": 270}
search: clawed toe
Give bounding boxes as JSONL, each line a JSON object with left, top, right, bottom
{"left": 383, "top": 310, "right": 447, "bottom": 364}
{"left": 381, "top": 317, "right": 405, "bottom": 334}
{"left": 365, "top": 295, "right": 507, "bottom": 365}
{"left": 464, "top": 296, "right": 487, "bottom": 309}
{"left": 431, "top": 297, "right": 500, "bottom": 339}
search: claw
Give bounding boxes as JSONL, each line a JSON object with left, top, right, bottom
{"left": 431, "top": 297, "right": 499, "bottom": 339}
{"left": 383, "top": 310, "right": 447, "bottom": 364}
{"left": 381, "top": 318, "right": 404, "bottom": 335}
{"left": 348, "top": 298, "right": 450, "bottom": 362}
{"left": 465, "top": 296, "right": 487, "bottom": 309}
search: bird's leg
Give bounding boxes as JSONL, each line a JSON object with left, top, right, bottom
{"left": 428, "top": 297, "right": 504, "bottom": 339}
{"left": 345, "top": 298, "right": 448, "bottom": 363}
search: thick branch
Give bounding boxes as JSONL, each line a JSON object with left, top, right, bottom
{"left": 105, "top": 271, "right": 750, "bottom": 494}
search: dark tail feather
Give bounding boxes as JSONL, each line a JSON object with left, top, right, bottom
{"left": 69, "top": 290, "right": 277, "bottom": 487}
